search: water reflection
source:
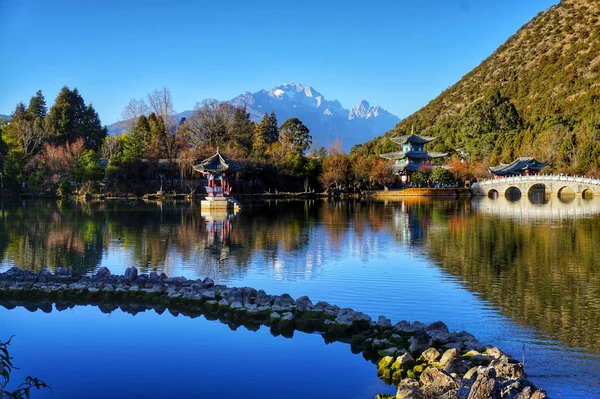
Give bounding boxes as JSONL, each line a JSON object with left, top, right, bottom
{"left": 1, "top": 198, "right": 600, "bottom": 367}
{"left": 427, "top": 196, "right": 600, "bottom": 353}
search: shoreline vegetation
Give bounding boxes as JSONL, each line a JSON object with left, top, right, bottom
{"left": 1, "top": 187, "right": 473, "bottom": 202}
{"left": 0, "top": 88, "right": 481, "bottom": 202}
{"left": 0, "top": 267, "right": 547, "bottom": 399}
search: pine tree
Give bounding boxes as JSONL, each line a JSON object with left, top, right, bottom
{"left": 266, "top": 110, "right": 279, "bottom": 143}
{"left": 45, "top": 86, "right": 107, "bottom": 151}
{"left": 27, "top": 90, "right": 47, "bottom": 121}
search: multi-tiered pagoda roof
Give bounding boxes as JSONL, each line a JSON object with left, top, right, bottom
{"left": 489, "top": 157, "right": 547, "bottom": 176}
{"left": 380, "top": 134, "right": 447, "bottom": 173}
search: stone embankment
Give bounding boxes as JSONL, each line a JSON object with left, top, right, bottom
{"left": 0, "top": 267, "right": 547, "bottom": 399}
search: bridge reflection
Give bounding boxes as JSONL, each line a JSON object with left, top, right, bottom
{"left": 472, "top": 196, "right": 600, "bottom": 219}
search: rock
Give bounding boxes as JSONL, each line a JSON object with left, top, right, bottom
{"left": 202, "top": 277, "right": 214, "bottom": 288}
{"left": 439, "top": 348, "right": 460, "bottom": 366}
{"left": 463, "top": 367, "right": 478, "bottom": 382}
{"left": 443, "top": 359, "right": 471, "bottom": 376}
{"left": 408, "top": 330, "right": 433, "bottom": 355}
{"left": 272, "top": 293, "right": 295, "bottom": 310}
{"left": 421, "top": 347, "right": 441, "bottom": 363}
{"left": 55, "top": 267, "right": 71, "bottom": 277}
{"left": 377, "top": 315, "right": 392, "bottom": 328}
{"left": 372, "top": 338, "right": 392, "bottom": 351}
{"left": 467, "top": 367, "right": 497, "bottom": 399}
{"left": 295, "top": 295, "right": 313, "bottom": 312}
{"left": 396, "top": 378, "right": 421, "bottom": 399}
{"left": 484, "top": 347, "right": 503, "bottom": 359}
{"left": 95, "top": 267, "right": 111, "bottom": 278}
{"left": 124, "top": 267, "right": 138, "bottom": 282}
{"left": 426, "top": 320, "right": 449, "bottom": 333}
{"left": 377, "top": 355, "right": 395, "bottom": 375}
{"left": 490, "top": 355, "right": 524, "bottom": 379}
{"left": 378, "top": 347, "right": 399, "bottom": 357}
{"left": 419, "top": 367, "right": 458, "bottom": 394}
{"left": 470, "top": 355, "right": 493, "bottom": 366}
{"left": 392, "top": 353, "right": 415, "bottom": 370}
{"left": 531, "top": 391, "right": 548, "bottom": 399}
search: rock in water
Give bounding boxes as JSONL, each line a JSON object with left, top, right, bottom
{"left": 124, "top": 267, "right": 138, "bottom": 282}
{"left": 95, "top": 267, "right": 111, "bottom": 278}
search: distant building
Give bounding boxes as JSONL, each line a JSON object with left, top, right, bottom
{"left": 489, "top": 157, "right": 547, "bottom": 177}
{"left": 379, "top": 134, "right": 447, "bottom": 182}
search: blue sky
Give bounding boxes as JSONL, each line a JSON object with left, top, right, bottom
{"left": 1, "top": 0, "right": 558, "bottom": 124}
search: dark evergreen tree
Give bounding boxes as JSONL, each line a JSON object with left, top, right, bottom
{"left": 27, "top": 90, "right": 47, "bottom": 121}
{"left": 229, "top": 106, "right": 255, "bottom": 154}
{"left": 45, "top": 86, "right": 107, "bottom": 151}
{"left": 266, "top": 111, "right": 279, "bottom": 143}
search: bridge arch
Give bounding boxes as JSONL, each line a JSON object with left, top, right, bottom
{"left": 558, "top": 186, "right": 576, "bottom": 203}
{"left": 527, "top": 184, "right": 549, "bottom": 204}
{"left": 583, "top": 189, "right": 595, "bottom": 200}
{"left": 505, "top": 186, "right": 521, "bottom": 201}
{"left": 488, "top": 189, "right": 499, "bottom": 199}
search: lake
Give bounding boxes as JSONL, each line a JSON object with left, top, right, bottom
{"left": 1, "top": 197, "right": 600, "bottom": 398}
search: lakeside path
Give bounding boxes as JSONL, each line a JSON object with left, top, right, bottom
{"left": 0, "top": 267, "right": 548, "bottom": 399}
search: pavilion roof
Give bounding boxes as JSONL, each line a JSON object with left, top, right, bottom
{"left": 192, "top": 152, "right": 245, "bottom": 174}
{"left": 379, "top": 151, "right": 448, "bottom": 160}
{"left": 489, "top": 157, "right": 547, "bottom": 175}
{"left": 390, "top": 134, "right": 437, "bottom": 146}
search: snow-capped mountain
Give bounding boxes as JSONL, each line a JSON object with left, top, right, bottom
{"left": 230, "top": 83, "right": 399, "bottom": 150}
{"left": 107, "top": 83, "right": 400, "bottom": 150}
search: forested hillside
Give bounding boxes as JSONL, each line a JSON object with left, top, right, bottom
{"left": 361, "top": 0, "right": 600, "bottom": 174}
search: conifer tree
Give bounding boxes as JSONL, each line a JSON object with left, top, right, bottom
{"left": 266, "top": 111, "right": 279, "bottom": 143}
{"left": 27, "top": 90, "right": 47, "bottom": 121}
{"left": 45, "top": 86, "right": 107, "bottom": 151}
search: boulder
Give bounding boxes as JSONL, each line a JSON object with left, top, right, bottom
{"left": 490, "top": 355, "right": 524, "bottom": 379}
{"left": 419, "top": 367, "right": 459, "bottom": 395}
{"left": 95, "top": 267, "right": 111, "bottom": 278}
{"left": 202, "top": 277, "right": 215, "bottom": 288}
{"left": 408, "top": 330, "right": 433, "bottom": 355}
{"left": 396, "top": 378, "right": 421, "bottom": 399}
{"left": 295, "top": 295, "right": 313, "bottom": 312}
{"left": 421, "top": 347, "right": 441, "bottom": 363}
{"left": 124, "top": 267, "right": 138, "bottom": 282}
{"left": 439, "top": 348, "right": 460, "bottom": 366}
{"left": 377, "top": 315, "right": 392, "bottom": 328}
{"left": 392, "top": 353, "right": 415, "bottom": 371}
{"left": 467, "top": 367, "right": 497, "bottom": 399}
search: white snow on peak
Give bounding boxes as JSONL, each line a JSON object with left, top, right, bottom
{"left": 323, "top": 108, "right": 333, "bottom": 116}
{"left": 273, "top": 89, "right": 285, "bottom": 97}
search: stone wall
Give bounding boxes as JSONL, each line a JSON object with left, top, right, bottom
{"left": 0, "top": 267, "right": 548, "bottom": 399}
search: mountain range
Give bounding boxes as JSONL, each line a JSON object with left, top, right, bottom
{"left": 107, "top": 83, "right": 400, "bottom": 151}
{"left": 363, "top": 0, "right": 600, "bottom": 173}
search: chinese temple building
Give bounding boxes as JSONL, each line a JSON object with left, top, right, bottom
{"left": 192, "top": 150, "right": 244, "bottom": 210}
{"left": 489, "top": 157, "right": 547, "bottom": 177}
{"left": 379, "top": 134, "right": 447, "bottom": 181}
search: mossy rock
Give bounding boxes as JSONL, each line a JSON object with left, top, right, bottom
{"left": 391, "top": 369, "right": 405, "bottom": 384}
{"left": 375, "top": 395, "right": 395, "bottom": 399}
{"left": 377, "top": 356, "right": 395, "bottom": 375}
{"left": 406, "top": 370, "right": 417, "bottom": 379}
{"left": 413, "top": 364, "right": 426, "bottom": 374}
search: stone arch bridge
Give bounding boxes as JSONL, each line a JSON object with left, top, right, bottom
{"left": 471, "top": 175, "right": 600, "bottom": 199}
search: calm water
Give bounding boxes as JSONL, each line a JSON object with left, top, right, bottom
{"left": 1, "top": 197, "right": 600, "bottom": 398}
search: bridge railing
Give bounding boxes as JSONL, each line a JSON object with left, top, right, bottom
{"left": 475, "top": 174, "right": 600, "bottom": 187}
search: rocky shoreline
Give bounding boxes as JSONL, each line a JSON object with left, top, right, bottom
{"left": 0, "top": 267, "right": 547, "bottom": 399}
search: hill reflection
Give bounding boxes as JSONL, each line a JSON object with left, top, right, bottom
{"left": 1, "top": 197, "right": 600, "bottom": 354}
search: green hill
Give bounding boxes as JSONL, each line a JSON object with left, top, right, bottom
{"left": 362, "top": 0, "right": 600, "bottom": 174}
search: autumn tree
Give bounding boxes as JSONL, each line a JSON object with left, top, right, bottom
{"left": 320, "top": 143, "right": 351, "bottom": 191}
